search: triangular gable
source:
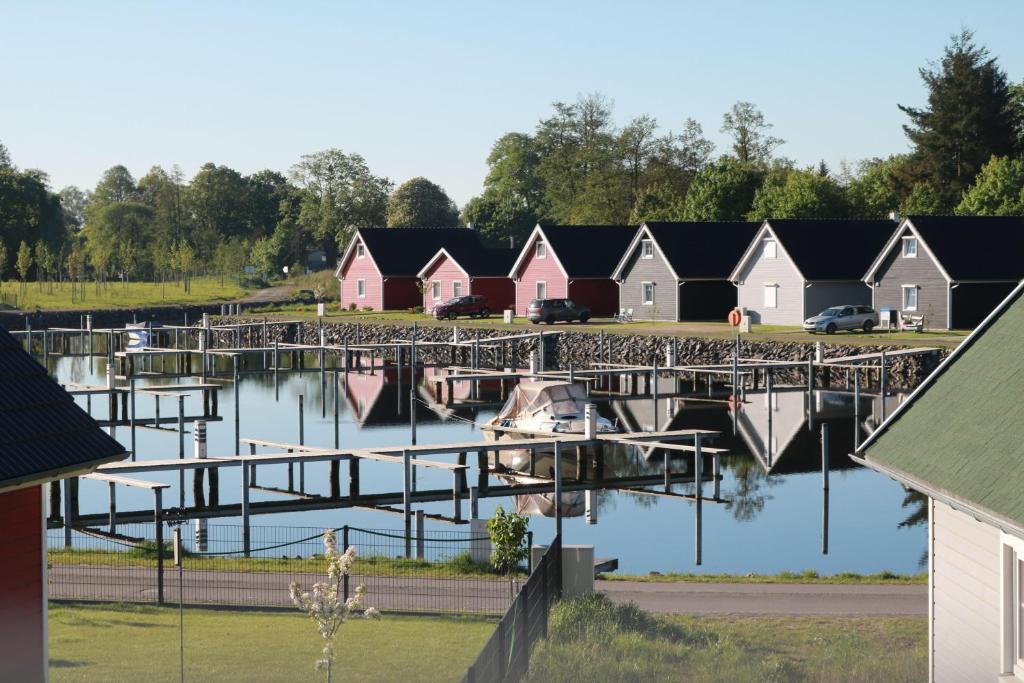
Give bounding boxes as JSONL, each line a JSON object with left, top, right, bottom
{"left": 417, "top": 248, "right": 470, "bottom": 280}
{"left": 862, "top": 218, "right": 952, "bottom": 284}
{"left": 611, "top": 224, "right": 681, "bottom": 281}
{"left": 728, "top": 221, "right": 806, "bottom": 283}
{"left": 334, "top": 231, "right": 382, "bottom": 280}
{"left": 507, "top": 225, "right": 569, "bottom": 280}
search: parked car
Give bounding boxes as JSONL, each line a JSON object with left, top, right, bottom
{"left": 527, "top": 298, "right": 591, "bottom": 324}
{"left": 432, "top": 295, "right": 491, "bottom": 320}
{"left": 803, "top": 305, "right": 878, "bottom": 334}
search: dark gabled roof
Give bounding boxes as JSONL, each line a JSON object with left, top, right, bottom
{"left": 766, "top": 219, "right": 896, "bottom": 281}
{"left": 645, "top": 222, "right": 761, "bottom": 279}
{"left": 857, "top": 280, "right": 1024, "bottom": 531}
{"left": 541, "top": 225, "right": 635, "bottom": 278}
{"left": 0, "top": 327, "right": 126, "bottom": 492}
{"left": 907, "top": 215, "right": 1024, "bottom": 281}
{"left": 440, "top": 243, "right": 518, "bottom": 277}
{"left": 358, "top": 227, "right": 482, "bottom": 276}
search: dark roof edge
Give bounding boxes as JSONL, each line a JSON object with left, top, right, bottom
{"left": 851, "top": 452, "right": 1024, "bottom": 540}
{"left": 0, "top": 451, "right": 129, "bottom": 496}
{"left": 856, "top": 278, "right": 1024, "bottom": 454}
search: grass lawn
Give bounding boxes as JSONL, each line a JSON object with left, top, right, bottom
{"left": 526, "top": 594, "right": 926, "bottom": 683}
{"left": 49, "top": 602, "right": 493, "bottom": 683}
{"left": 597, "top": 568, "right": 927, "bottom": 585}
{"left": 2, "top": 276, "right": 248, "bottom": 311}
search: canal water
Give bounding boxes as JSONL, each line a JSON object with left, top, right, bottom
{"left": 54, "top": 354, "right": 926, "bottom": 576}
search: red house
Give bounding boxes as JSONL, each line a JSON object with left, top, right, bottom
{"left": 0, "top": 327, "right": 127, "bottom": 682}
{"left": 417, "top": 244, "right": 517, "bottom": 314}
{"left": 508, "top": 225, "right": 634, "bottom": 316}
{"left": 335, "top": 227, "right": 482, "bottom": 311}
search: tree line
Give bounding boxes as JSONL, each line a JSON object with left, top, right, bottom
{"left": 1, "top": 29, "right": 1022, "bottom": 287}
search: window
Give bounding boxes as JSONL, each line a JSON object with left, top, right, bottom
{"left": 452, "top": 281, "right": 463, "bottom": 298}
{"left": 356, "top": 279, "right": 366, "bottom": 298}
{"left": 536, "top": 281, "right": 547, "bottom": 299}
{"left": 1002, "top": 533, "right": 1024, "bottom": 678}
{"left": 641, "top": 239, "right": 654, "bottom": 259}
{"left": 535, "top": 242, "right": 547, "bottom": 259}
{"left": 356, "top": 244, "right": 365, "bottom": 258}
{"left": 763, "top": 284, "right": 778, "bottom": 308}
{"left": 902, "top": 236, "right": 918, "bottom": 258}
{"left": 431, "top": 281, "right": 440, "bottom": 300}
{"left": 902, "top": 285, "right": 918, "bottom": 311}
{"left": 763, "top": 239, "right": 777, "bottom": 259}
{"left": 642, "top": 282, "right": 655, "bottom": 305}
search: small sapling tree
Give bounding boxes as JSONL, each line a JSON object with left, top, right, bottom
{"left": 289, "top": 529, "right": 380, "bottom": 682}
{"left": 488, "top": 506, "right": 530, "bottom": 600}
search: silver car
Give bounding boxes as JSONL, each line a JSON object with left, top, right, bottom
{"left": 803, "top": 305, "right": 878, "bottom": 334}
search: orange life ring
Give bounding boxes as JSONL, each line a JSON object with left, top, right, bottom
{"left": 728, "top": 309, "right": 742, "bottom": 327}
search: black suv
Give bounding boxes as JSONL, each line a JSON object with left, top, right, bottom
{"left": 527, "top": 298, "right": 591, "bottom": 324}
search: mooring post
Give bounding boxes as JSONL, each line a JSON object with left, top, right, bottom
{"left": 403, "top": 449, "right": 412, "bottom": 558}
{"left": 651, "top": 356, "right": 659, "bottom": 417}
{"left": 694, "top": 433, "right": 703, "bottom": 566}
{"left": 63, "top": 478, "right": 73, "bottom": 548}
{"left": 333, "top": 368, "right": 340, "bottom": 449}
{"left": 273, "top": 340, "right": 279, "bottom": 401}
{"left": 766, "top": 370, "right": 774, "bottom": 467}
{"left": 155, "top": 487, "right": 164, "bottom": 605}
{"left": 178, "top": 395, "right": 186, "bottom": 508}
{"left": 536, "top": 331, "right": 544, "bottom": 372}
{"left": 853, "top": 369, "right": 861, "bottom": 449}
{"left": 807, "top": 356, "right": 815, "bottom": 432}
{"left": 821, "top": 422, "right": 829, "bottom": 555}
{"left": 129, "top": 366, "right": 137, "bottom": 461}
{"left": 410, "top": 325, "right": 418, "bottom": 446}
{"left": 233, "top": 355, "right": 240, "bottom": 455}
{"left": 879, "top": 351, "right": 888, "bottom": 421}
{"left": 712, "top": 452, "right": 721, "bottom": 500}
{"left": 415, "top": 510, "right": 425, "bottom": 560}
{"left": 298, "top": 393, "right": 305, "bottom": 491}
{"left": 320, "top": 328, "right": 327, "bottom": 417}
{"left": 553, "top": 440, "right": 563, "bottom": 539}
{"left": 108, "top": 482, "right": 117, "bottom": 534}
{"left": 469, "top": 485, "right": 479, "bottom": 520}
{"left": 241, "top": 449, "right": 251, "bottom": 557}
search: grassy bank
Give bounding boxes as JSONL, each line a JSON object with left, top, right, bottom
{"left": 597, "top": 569, "right": 927, "bottom": 585}
{"left": 2, "top": 276, "right": 247, "bottom": 311}
{"left": 48, "top": 547, "right": 522, "bottom": 579}
{"left": 526, "top": 593, "right": 926, "bottom": 682}
{"left": 49, "top": 602, "right": 492, "bottom": 682}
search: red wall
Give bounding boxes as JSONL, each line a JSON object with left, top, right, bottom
{"left": 513, "top": 234, "right": 568, "bottom": 315}
{"left": 384, "top": 278, "right": 424, "bottom": 311}
{"left": 338, "top": 236, "right": 384, "bottom": 311}
{"left": 470, "top": 278, "right": 515, "bottom": 313}
{"left": 0, "top": 485, "right": 45, "bottom": 683}
{"left": 421, "top": 255, "right": 468, "bottom": 311}
{"left": 569, "top": 278, "right": 620, "bottom": 317}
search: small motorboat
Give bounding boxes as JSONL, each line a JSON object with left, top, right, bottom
{"left": 486, "top": 381, "right": 617, "bottom": 436}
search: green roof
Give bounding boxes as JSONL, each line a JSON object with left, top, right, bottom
{"left": 859, "top": 281, "right": 1024, "bottom": 531}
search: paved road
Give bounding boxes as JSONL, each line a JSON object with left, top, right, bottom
{"left": 599, "top": 580, "right": 927, "bottom": 616}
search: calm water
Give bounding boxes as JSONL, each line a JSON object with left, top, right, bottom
{"left": 54, "top": 354, "right": 926, "bottom": 576}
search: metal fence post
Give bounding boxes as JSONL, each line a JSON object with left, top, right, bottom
{"left": 342, "top": 526, "right": 350, "bottom": 602}
{"left": 155, "top": 488, "right": 164, "bottom": 605}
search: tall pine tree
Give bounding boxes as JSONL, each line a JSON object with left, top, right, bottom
{"left": 899, "top": 30, "right": 1019, "bottom": 211}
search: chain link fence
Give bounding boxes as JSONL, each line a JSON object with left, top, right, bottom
{"left": 48, "top": 523, "right": 523, "bottom": 615}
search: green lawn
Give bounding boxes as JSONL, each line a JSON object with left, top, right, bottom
{"left": 597, "top": 569, "right": 927, "bottom": 585}
{"left": 526, "top": 594, "right": 926, "bottom": 683}
{"left": 2, "top": 277, "right": 248, "bottom": 311}
{"left": 49, "top": 602, "right": 493, "bottom": 683}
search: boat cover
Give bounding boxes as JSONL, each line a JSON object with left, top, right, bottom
{"left": 493, "top": 381, "right": 589, "bottom": 422}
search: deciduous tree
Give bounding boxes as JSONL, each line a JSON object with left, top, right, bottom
{"left": 956, "top": 155, "right": 1024, "bottom": 215}
{"left": 720, "top": 102, "right": 784, "bottom": 163}
{"left": 386, "top": 176, "right": 460, "bottom": 227}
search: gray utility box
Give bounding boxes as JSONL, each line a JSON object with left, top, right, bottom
{"left": 530, "top": 544, "right": 595, "bottom": 598}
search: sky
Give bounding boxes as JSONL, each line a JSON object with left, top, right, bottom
{"left": 1, "top": 1, "right": 1022, "bottom": 206}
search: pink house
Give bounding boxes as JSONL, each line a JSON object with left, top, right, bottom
{"left": 335, "top": 227, "right": 482, "bottom": 311}
{"left": 508, "top": 225, "right": 634, "bottom": 316}
{"left": 417, "top": 245, "right": 517, "bottom": 314}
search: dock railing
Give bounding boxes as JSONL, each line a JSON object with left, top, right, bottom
{"left": 463, "top": 534, "right": 561, "bottom": 683}
{"left": 48, "top": 523, "right": 522, "bottom": 615}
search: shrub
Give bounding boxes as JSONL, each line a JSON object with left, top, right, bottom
{"left": 412, "top": 305, "right": 424, "bottom": 314}
{"left": 547, "top": 593, "right": 715, "bottom": 647}
{"left": 362, "top": 305, "right": 373, "bottom": 312}
{"left": 347, "top": 302, "right": 357, "bottom": 311}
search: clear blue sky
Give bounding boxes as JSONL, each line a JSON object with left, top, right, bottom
{"left": 1, "top": 1, "right": 1022, "bottom": 206}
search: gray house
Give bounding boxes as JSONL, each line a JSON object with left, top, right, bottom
{"left": 863, "top": 215, "right": 1024, "bottom": 330}
{"left": 729, "top": 219, "right": 895, "bottom": 326}
{"left": 611, "top": 221, "right": 760, "bottom": 321}
{"left": 853, "top": 280, "right": 1024, "bottom": 682}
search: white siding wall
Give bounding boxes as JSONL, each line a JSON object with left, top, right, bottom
{"left": 735, "top": 238, "right": 804, "bottom": 325}
{"left": 932, "top": 500, "right": 1001, "bottom": 682}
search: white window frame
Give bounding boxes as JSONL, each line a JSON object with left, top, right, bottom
{"left": 763, "top": 283, "right": 778, "bottom": 309}
{"left": 763, "top": 239, "right": 778, "bottom": 259}
{"left": 356, "top": 279, "right": 366, "bottom": 298}
{"left": 641, "top": 239, "right": 654, "bottom": 260}
{"left": 641, "top": 281, "right": 655, "bottom": 305}
{"left": 535, "top": 280, "right": 547, "bottom": 300}
{"left": 431, "top": 280, "right": 441, "bottom": 300}
{"left": 535, "top": 242, "right": 547, "bottom": 259}
{"left": 901, "top": 236, "right": 918, "bottom": 258}
{"left": 1001, "top": 533, "right": 1024, "bottom": 679}
{"left": 452, "top": 281, "right": 463, "bottom": 298}
{"left": 902, "top": 284, "right": 918, "bottom": 311}
{"left": 356, "top": 244, "right": 365, "bottom": 258}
